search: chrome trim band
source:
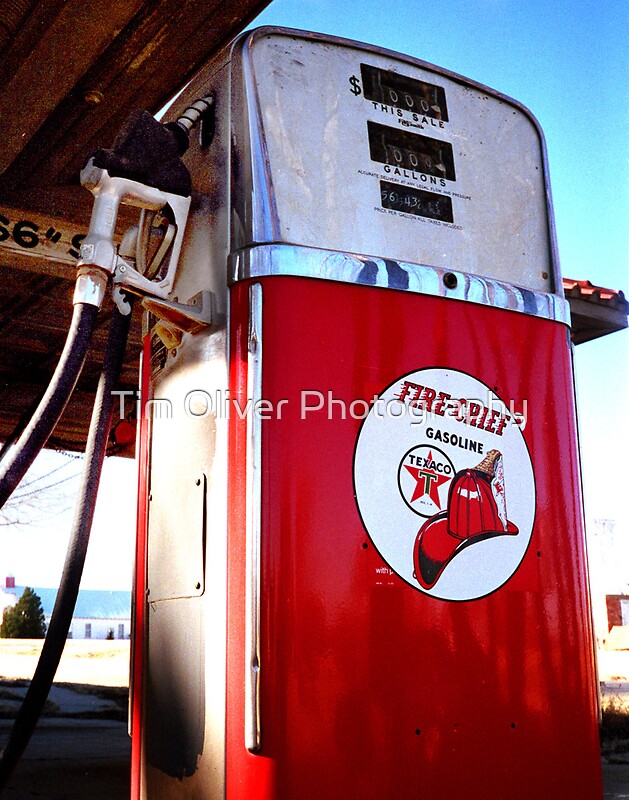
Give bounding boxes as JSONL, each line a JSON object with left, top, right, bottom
{"left": 245, "top": 282, "right": 263, "bottom": 753}
{"left": 232, "top": 244, "right": 571, "bottom": 325}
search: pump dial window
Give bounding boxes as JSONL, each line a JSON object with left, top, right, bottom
{"left": 368, "top": 122, "right": 456, "bottom": 181}
{"left": 361, "top": 63, "right": 449, "bottom": 121}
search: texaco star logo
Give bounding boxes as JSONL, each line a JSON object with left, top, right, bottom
{"left": 398, "top": 446, "right": 455, "bottom": 517}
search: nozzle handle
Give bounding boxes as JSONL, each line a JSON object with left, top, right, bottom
{"left": 78, "top": 159, "right": 169, "bottom": 276}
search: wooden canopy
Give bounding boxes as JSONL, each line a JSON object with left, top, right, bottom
{"left": 0, "top": 0, "right": 269, "bottom": 454}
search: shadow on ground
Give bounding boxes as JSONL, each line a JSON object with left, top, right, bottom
{"left": 0, "top": 681, "right": 130, "bottom": 799}
{"left": 0, "top": 679, "right": 629, "bottom": 798}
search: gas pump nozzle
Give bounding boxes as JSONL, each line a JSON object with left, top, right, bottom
{"left": 75, "top": 104, "right": 212, "bottom": 324}
{"left": 76, "top": 159, "right": 186, "bottom": 305}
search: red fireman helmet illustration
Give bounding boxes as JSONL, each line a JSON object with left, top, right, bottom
{"left": 413, "top": 450, "right": 518, "bottom": 589}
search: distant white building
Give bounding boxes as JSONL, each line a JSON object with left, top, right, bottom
{"left": 1, "top": 577, "right": 131, "bottom": 640}
{"left": 0, "top": 576, "right": 18, "bottom": 618}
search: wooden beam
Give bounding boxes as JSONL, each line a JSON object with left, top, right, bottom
{"left": 0, "top": 0, "right": 271, "bottom": 191}
{"left": 568, "top": 297, "right": 628, "bottom": 345}
{"left": 0, "top": 0, "right": 144, "bottom": 175}
{"left": 0, "top": 202, "right": 139, "bottom": 281}
{"left": 0, "top": 205, "right": 84, "bottom": 280}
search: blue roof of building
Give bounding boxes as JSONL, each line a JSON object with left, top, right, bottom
{"left": 10, "top": 586, "right": 131, "bottom": 620}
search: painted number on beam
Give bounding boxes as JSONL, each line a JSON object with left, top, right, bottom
{"left": 0, "top": 210, "right": 84, "bottom": 263}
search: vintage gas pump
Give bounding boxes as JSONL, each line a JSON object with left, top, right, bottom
{"left": 133, "top": 27, "right": 602, "bottom": 799}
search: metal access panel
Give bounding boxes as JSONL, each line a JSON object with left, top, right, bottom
{"left": 134, "top": 27, "right": 601, "bottom": 800}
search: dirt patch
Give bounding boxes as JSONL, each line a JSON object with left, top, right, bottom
{"left": 0, "top": 638, "right": 130, "bottom": 686}
{"left": 601, "top": 690, "right": 629, "bottom": 763}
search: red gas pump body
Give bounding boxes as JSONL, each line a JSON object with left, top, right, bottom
{"left": 224, "top": 277, "right": 601, "bottom": 799}
{"left": 131, "top": 27, "right": 602, "bottom": 800}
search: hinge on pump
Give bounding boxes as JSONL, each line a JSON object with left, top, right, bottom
{"left": 142, "top": 290, "right": 216, "bottom": 335}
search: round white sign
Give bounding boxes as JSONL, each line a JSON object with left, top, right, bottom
{"left": 353, "top": 368, "right": 535, "bottom": 601}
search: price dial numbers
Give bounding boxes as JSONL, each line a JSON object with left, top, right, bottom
{"left": 380, "top": 181, "right": 453, "bottom": 223}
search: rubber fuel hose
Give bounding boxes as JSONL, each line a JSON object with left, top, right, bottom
{"left": 0, "top": 301, "right": 133, "bottom": 791}
{"left": 0, "top": 302, "right": 99, "bottom": 509}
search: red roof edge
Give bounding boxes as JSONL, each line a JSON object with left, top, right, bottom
{"left": 563, "top": 278, "right": 629, "bottom": 312}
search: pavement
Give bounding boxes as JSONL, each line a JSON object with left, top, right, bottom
{"left": 0, "top": 716, "right": 627, "bottom": 800}
{"left": 0, "top": 680, "right": 128, "bottom": 720}
{"left": 605, "top": 764, "right": 629, "bottom": 800}
{"left": 0, "top": 719, "right": 130, "bottom": 800}
{"left": 0, "top": 680, "right": 626, "bottom": 798}
{"left": 0, "top": 680, "right": 130, "bottom": 799}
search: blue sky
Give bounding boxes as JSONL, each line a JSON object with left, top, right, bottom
{"left": 0, "top": 0, "right": 626, "bottom": 590}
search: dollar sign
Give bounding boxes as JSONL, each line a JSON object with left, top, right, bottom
{"left": 349, "top": 75, "right": 361, "bottom": 96}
